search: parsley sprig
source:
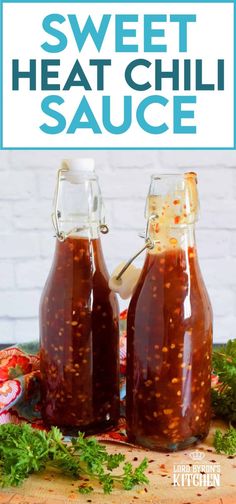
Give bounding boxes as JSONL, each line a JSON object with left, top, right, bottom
{"left": 214, "top": 426, "right": 236, "bottom": 456}
{"left": 212, "top": 339, "right": 236, "bottom": 455}
{"left": 0, "top": 424, "right": 149, "bottom": 494}
{"left": 212, "top": 339, "right": 236, "bottom": 424}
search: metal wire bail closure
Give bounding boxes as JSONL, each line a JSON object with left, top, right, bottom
{"left": 115, "top": 214, "right": 158, "bottom": 281}
{"left": 100, "top": 224, "right": 109, "bottom": 234}
{"left": 51, "top": 166, "right": 68, "bottom": 242}
{"left": 52, "top": 166, "right": 109, "bottom": 242}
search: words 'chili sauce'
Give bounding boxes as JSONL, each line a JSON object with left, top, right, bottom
{"left": 126, "top": 173, "right": 213, "bottom": 451}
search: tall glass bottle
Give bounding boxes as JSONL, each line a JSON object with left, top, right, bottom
{"left": 126, "top": 173, "right": 213, "bottom": 451}
{"left": 40, "top": 159, "right": 120, "bottom": 434}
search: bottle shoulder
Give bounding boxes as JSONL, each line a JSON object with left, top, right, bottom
{"left": 129, "top": 247, "right": 212, "bottom": 320}
{"left": 40, "top": 238, "right": 119, "bottom": 313}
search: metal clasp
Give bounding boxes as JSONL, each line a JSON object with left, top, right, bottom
{"left": 115, "top": 213, "right": 160, "bottom": 281}
{"left": 52, "top": 167, "right": 68, "bottom": 241}
{"left": 115, "top": 237, "right": 154, "bottom": 281}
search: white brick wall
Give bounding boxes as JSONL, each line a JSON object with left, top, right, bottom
{"left": 0, "top": 150, "right": 235, "bottom": 344}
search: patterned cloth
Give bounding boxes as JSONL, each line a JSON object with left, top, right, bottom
{"left": 0, "top": 310, "right": 128, "bottom": 431}
{"left": 0, "top": 347, "right": 41, "bottom": 425}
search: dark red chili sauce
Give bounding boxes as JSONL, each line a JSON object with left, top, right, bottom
{"left": 40, "top": 236, "right": 120, "bottom": 434}
{"left": 126, "top": 246, "right": 213, "bottom": 451}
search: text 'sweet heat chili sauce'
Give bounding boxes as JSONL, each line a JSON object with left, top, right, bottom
{"left": 126, "top": 173, "right": 213, "bottom": 451}
{"left": 40, "top": 159, "right": 120, "bottom": 434}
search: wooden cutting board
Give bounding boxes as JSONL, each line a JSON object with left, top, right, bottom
{"left": 0, "top": 420, "right": 235, "bottom": 504}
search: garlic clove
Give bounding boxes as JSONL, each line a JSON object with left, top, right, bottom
{"left": 109, "top": 262, "right": 141, "bottom": 300}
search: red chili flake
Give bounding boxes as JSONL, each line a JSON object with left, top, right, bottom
{"left": 160, "top": 463, "right": 166, "bottom": 469}
{"left": 174, "top": 216, "right": 181, "bottom": 224}
{"left": 174, "top": 308, "right": 181, "bottom": 315}
{"left": 120, "top": 309, "right": 128, "bottom": 320}
{"left": 173, "top": 199, "right": 180, "bottom": 205}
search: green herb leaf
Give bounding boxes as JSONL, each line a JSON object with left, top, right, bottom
{"left": 212, "top": 339, "right": 236, "bottom": 424}
{"left": 122, "top": 458, "right": 149, "bottom": 491}
{"left": 0, "top": 424, "right": 149, "bottom": 494}
{"left": 213, "top": 426, "right": 236, "bottom": 455}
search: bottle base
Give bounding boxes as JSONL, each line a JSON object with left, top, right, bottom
{"left": 43, "top": 417, "right": 118, "bottom": 437}
{"left": 127, "top": 432, "right": 208, "bottom": 452}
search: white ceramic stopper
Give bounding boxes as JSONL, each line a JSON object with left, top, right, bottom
{"left": 62, "top": 158, "right": 95, "bottom": 182}
{"left": 109, "top": 262, "right": 141, "bottom": 299}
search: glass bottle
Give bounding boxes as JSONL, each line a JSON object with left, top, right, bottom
{"left": 126, "top": 172, "right": 213, "bottom": 451}
{"left": 40, "top": 159, "right": 120, "bottom": 434}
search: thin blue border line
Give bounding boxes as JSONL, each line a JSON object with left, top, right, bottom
{"left": 2, "top": 147, "right": 235, "bottom": 150}
{"left": 234, "top": 0, "right": 236, "bottom": 149}
{"left": 1, "top": 0, "right": 234, "bottom": 3}
{"left": 0, "top": 0, "right": 235, "bottom": 150}
{"left": 0, "top": 1, "right": 2, "bottom": 149}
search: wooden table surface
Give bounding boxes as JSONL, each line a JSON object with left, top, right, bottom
{"left": 0, "top": 421, "right": 235, "bottom": 504}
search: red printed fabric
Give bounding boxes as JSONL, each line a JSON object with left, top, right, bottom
{"left": 0, "top": 347, "right": 41, "bottom": 425}
{"left": 0, "top": 311, "right": 128, "bottom": 440}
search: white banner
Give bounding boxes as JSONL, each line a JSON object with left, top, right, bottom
{"left": 1, "top": 1, "right": 235, "bottom": 148}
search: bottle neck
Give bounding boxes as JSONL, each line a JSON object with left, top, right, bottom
{"left": 147, "top": 223, "right": 197, "bottom": 256}
{"left": 57, "top": 224, "right": 101, "bottom": 240}
{"left": 145, "top": 172, "right": 199, "bottom": 256}
{"left": 53, "top": 172, "right": 106, "bottom": 241}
